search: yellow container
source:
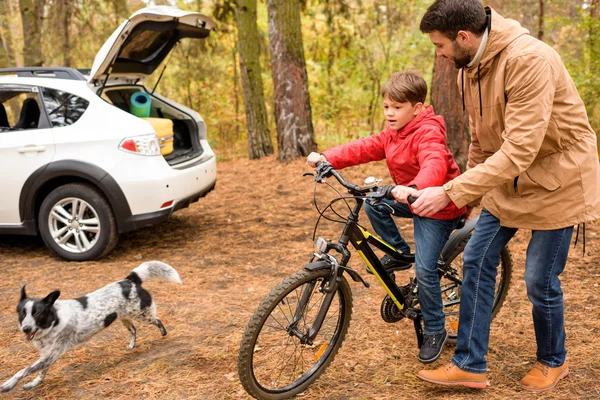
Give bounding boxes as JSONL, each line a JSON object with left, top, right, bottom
{"left": 142, "top": 117, "right": 174, "bottom": 156}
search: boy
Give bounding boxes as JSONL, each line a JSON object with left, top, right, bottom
{"left": 306, "top": 71, "right": 465, "bottom": 363}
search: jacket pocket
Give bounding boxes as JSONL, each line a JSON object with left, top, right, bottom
{"left": 525, "top": 165, "right": 561, "bottom": 192}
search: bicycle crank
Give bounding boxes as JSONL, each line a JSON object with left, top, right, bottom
{"left": 380, "top": 295, "right": 404, "bottom": 323}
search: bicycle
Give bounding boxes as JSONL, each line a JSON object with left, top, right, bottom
{"left": 238, "top": 162, "right": 513, "bottom": 400}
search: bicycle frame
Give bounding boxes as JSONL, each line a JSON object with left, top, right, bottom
{"left": 300, "top": 196, "right": 420, "bottom": 344}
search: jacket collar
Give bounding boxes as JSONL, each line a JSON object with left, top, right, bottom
{"left": 463, "top": 8, "right": 529, "bottom": 80}
{"left": 388, "top": 105, "right": 442, "bottom": 139}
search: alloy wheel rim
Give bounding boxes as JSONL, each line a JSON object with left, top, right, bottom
{"left": 48, "top": 197, "right": 101, "bottom": 254}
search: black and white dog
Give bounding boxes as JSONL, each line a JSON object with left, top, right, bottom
{"left": 0, "top": 261, "right": 181, "bottom": 392}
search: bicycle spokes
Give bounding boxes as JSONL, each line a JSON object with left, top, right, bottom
{"left": 251, "top": 277, "right": 344, "bottom": 391}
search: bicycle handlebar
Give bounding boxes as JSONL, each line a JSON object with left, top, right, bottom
{"left": 314, "top": 161, "right": 419, "bottom": 204}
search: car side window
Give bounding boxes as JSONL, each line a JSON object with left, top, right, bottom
{"left": 0, "top": 88, "right": 41, "bottom": 132}
{"left": 41, "top": 87, "right": 89, "bottom": 127}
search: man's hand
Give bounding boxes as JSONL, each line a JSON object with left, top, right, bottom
{"left": 306, "top": 152, "right": 326, "bottom": 168}
{"left": 391, "top": 185, "right": 417, "bottom": 204}
{"left": 410, "top": 186, "right": 452, "bottom": 217}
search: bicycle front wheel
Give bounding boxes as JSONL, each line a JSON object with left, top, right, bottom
{"left": 238, "top": 268, "right": 353, "bottom": 400}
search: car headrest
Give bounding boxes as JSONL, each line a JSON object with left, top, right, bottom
{"left": 14, "top": 98, "right": 40, "bottom": 130}
{"left": 0, "top": 103, "right": 8, "bottom": 127}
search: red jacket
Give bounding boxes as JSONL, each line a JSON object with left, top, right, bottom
{"left": 323, "top": 106, "right": 466, "bottom": 220}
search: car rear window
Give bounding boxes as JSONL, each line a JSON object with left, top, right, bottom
{"left": 41, "top": 88, "right": 89, "bottom": 127}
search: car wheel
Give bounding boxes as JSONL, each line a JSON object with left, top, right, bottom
{"left": 38, "top": 183, "right": 119, "bottom": 261}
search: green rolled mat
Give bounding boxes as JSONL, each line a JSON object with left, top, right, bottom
{"left": 130, "top": 91, "right": 151, "bottom": 117}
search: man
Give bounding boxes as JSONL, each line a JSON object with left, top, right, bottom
{"left": 414, "top": 0, "right": 600, "bottom": 392}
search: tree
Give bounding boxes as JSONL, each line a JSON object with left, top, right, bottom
{"left": 235, "top": 0, "right": 274, "bottom": 159}
{"left": 267, "top": 0, "right": 316, "bottom": 162}
{"left": 430, "top": 56, "right": 470, "bottom": 171}
{"left": 19, "top": 0, "right": 45, "bottom": 66}
{"left": 538, "top": 0, "right": 544, "bottom": 41}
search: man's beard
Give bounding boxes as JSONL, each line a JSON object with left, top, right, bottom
{"left": 451, "top": 40, "right": 472, "bottom": 69}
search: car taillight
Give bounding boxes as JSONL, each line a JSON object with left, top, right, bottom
{"left": 118, "top": 134, "right": 161, "bottom": 156}
{"left": 161, "top": 200, "right": 173, "bottom": 209}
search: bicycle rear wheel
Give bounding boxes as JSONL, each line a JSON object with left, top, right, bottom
{"left": 440, "top": 237, "right": 513, "bottom": 344}
{"left": 238, "top": 268, "right": 353, "bottom": 400}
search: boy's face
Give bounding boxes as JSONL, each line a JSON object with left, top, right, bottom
{"left": 383, "top": 96, "right": 422, "bottom": 130}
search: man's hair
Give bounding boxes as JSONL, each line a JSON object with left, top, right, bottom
{"left": 420, "top": 0, "right": 487, "bottom": 40}
{"left": 381, "top": 71, "right": 427, "bottom": 105}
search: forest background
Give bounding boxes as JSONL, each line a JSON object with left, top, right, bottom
{"left": 0, "top": 0, "right": 598, "bottom": 163}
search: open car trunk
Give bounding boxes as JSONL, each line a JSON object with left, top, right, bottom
{"left": 102, "top": 86, "right": 203, "bottom": 166}
{"left": 88, "top": 7, "right": 216, "bottom": 167}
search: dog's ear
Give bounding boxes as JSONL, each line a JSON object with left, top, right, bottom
{"left": 43, "top": 290, "right": 61, "bottom": 305}
{"left": 20, "top": 285, "right": 27, "bottom": 301}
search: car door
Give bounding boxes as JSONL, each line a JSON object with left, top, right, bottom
{"left": 0, "top": 84, "right": 55, "bottom": 224}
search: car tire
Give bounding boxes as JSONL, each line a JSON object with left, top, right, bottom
{"left": 38, "top": 183, "right": 119, "bottom": 261}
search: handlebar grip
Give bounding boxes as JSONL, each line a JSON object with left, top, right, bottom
{"left": 381, "top": 185, "right": 395, "bottom": 201}
{"left": 407, "top": 195, "right": 417, "bottom": 204}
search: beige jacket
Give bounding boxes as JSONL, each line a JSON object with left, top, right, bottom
{"left": 444, "top": 8, "right": 600, "bottom": 229}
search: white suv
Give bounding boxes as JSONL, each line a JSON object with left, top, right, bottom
{"left": 0, "top": 7, "right": 217, "bottom": 261}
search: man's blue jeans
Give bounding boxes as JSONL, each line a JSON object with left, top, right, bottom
{"left": 364, "top": 199, "right": 460, "bottom": 335}
{"left": 452, "top": 209, "right": 573, "bottom": 373}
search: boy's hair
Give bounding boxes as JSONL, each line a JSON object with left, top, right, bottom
{"left": 381, "top": 71, "right": 427, "bottom": 105}
{"left": 419, "top": 0, "right": 487, "bottom": 40}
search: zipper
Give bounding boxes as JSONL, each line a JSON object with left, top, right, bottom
{"left": 513, "top": 176, "right": 519, "bottom": 194}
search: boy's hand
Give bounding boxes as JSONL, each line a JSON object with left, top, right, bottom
{"left": 306, "top": 152, "right": 327, "bottom": 168}
{"left": 391, "top": 185, "right": 417, "bottom": 204}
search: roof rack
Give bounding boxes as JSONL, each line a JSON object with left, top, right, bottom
{"left": 0, "top": 67, "right": 86, "bottom": 81}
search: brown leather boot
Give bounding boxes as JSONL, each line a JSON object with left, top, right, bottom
{"left": 417, "top": 363, "right": 486, "bottom": 389}
{"left": 520, "top": 361, "right": 569, "bottom": 392}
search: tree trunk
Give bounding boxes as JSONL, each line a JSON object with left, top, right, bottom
{"left": 19, "top": 0, "right": 45, "bottom": 66}
{"left": 235, "top": 0, "right": 274, "bottom": 159}
{"left": 592, "top": 0, "right": 599, "bottom": 79}
{"left": 267, "top": 0, "right": 316, "bottom": 162}
{"left": 0, "top": 2, "right": 14, "bottom": 67}
{"left": 431, "top": 57, "right": 470, "bottom": 172}
{"left": 5, "top": 0, "right": 24, "bottom": 67}
{"left": 537, "top": 0, "right": 544, "bottom": 41}
{"left": 61, "top": 0, "right": 71, "bottom": 67}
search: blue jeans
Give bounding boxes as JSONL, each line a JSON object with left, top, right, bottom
{"left": 452, "top": 209, "right": 573, "bottom": 373}
{"left": 364, "top": 199, "right": 461, "bottom": 335}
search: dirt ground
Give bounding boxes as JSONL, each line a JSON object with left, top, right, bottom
{"left": 0, "top": 156, "right": 599, "bottom": 400}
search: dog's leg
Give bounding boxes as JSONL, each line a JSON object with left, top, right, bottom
{"left": 136, "top": 305, "right": 167, "bottom": 336}
{"left": 22, "top": 369, "right": 47, "bottom": 390}
{"left": 151, "top": 318, "right": 167, "bottom": 336}
{"left": 0, "top": 354, "right": 60, "bottom": 392}
{"left": 121, "top": 319, "right": 137, "bottom": 350}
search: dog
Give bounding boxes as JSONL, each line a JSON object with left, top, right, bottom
{"left": 0, "top": 261, "right": 181, "bottom": 392}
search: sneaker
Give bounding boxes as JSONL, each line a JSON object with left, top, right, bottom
{"left": 365, "top": 253, "right": 414, "bottom": 275}
{"left": 418, "top": 330, "right": 448, "bottom": 364}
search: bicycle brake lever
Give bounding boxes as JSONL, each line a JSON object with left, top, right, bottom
{"left": 365, "top": 195, "right": 395, "bottom": 215}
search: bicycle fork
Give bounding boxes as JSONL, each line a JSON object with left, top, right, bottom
{"left": 287, "top": 277, "right": 339, "bottom": 345}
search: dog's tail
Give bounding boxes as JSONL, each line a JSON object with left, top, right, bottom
{"left": 130, "top": 261, "right": 182, "bottom": 284}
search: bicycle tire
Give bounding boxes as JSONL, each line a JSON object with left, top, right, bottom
{"left": 238, "top": 269, "right": 353, "bottom": 400}
{"left": 441, "top": 235, "right": 513, "bottom": 345}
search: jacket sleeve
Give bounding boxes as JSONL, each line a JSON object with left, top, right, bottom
{"left": 445, "top": 53, "right": 556, "bottom": 208}
{"left": 322, "top": 132, "right": 386, "bottom": 170}
{"left": 408, "top": 127, "right": 450, "bottom": 189}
